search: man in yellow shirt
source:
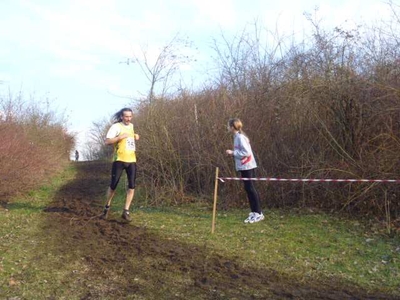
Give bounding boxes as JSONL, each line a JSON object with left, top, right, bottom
{"left": 100, "top": 108, "right": 139, "bottom": 222}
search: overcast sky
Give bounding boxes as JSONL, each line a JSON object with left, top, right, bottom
{"left": 0, "top": 0, "right": 393, "bottom": 156}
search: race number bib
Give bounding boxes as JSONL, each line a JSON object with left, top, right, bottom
{"left": 126, "top": 137, "right": 136, "bottom": 151}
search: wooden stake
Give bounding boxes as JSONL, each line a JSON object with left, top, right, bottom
{"left": 211, "top": 167, "right": 219, "bottom": 234}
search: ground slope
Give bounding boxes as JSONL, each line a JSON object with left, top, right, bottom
{"left": 41, "top": 161, "right": 396, "bottom": 299}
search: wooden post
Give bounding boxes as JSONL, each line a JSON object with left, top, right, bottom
{"left": 211, "top": 167, "right": 219, "bottom": 234}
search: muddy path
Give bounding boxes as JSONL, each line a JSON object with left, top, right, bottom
{"left": 41, "top": 161, "right": 395, "bottom": 299}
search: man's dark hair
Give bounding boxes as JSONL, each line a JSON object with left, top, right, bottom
{"left": 112, "top": 107, "right": 133, "bottom": 123}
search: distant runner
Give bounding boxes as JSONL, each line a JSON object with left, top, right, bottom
{"left": 100, "top": 107, "right": 139, "bottom": 222}
{"left": 75, "top": 150, "right": 79, "bottom": 161}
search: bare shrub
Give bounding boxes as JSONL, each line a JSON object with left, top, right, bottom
{"left": 132, "top": 13, "right": 400, "bottom": 229}
{"left": 0, "top": 91, "right": 74, "bottom": 202}
{"left": 84, "top": 8, "right": 400, "bottom": 229}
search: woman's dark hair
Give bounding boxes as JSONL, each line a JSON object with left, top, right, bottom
{"left": 112, "top": 107, "right": 133, "bottom": 123}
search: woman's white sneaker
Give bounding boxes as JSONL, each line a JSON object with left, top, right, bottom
{"left": 249, "top": 212, "right": 264, "bottom": 223}
{"left": 244, "top": 212, "right": 255, "bottom": 223}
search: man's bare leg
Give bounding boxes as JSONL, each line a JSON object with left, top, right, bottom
{"left": 124, "top": 188, "right": 135, "bottom": 210}
{"left": 121, "top": 189, "right": 135, "bottom": 222}
{"left": 100, "top": 187, "right": 116, "bottom": 219}
{"left": 106, "top": 187, "right": 116, "bottom": 207}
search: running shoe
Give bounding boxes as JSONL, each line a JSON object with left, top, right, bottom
{"left": 122, "top": 209, "right": 132, "bottom": 222}
{"left": 244, "top": 212, "right": 255, "bottom": 223}
{"left": 249, "top": 212, "right": 264, "bottom": 223}
{"left": 99, "top": 206, "right": 110, "bottom": 220}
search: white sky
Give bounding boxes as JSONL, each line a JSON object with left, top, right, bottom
{"left": 0, "top": 0, "right": 394, "bottom": 156}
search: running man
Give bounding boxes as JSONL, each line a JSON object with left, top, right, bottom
{"left": 100, "top": 107, "right": 139, "bottom": 222}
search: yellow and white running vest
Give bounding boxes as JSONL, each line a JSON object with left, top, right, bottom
{"left": 113, "top": 123, "right": 136, "bottom": 163}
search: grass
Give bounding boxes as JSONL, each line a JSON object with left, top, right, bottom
{"left": 120, "top": 197, "right": 399, "bottom": 295}
{"left": 0, "top": 164, "right": 80, "bottom": 299}
{"left": 0, "top": 165, "right": 399, "bottom": 298}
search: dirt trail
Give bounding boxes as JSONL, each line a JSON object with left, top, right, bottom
{"left": 42, "top": 161, "right": 396, "bottom": 299}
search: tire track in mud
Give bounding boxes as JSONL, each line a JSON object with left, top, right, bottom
{"left": 42, "top": 161, "right": 396, "bottom": 299}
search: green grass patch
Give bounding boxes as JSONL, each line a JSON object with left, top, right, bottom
{"left": 1, "top": 163, "right": 399, "bottom": 298}
{"left": 122, "top": 202, "right": 399, "bottom": 296}
{"left": 92, "top": 184, "right": 400, "bottom": 295}
{"left": 0, "top": 164, "right": 81, "bottom": 299}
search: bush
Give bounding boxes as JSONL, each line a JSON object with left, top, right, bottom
{"left": 84, "top": 8, "right": 400, "bottom": 230}
{"left": 0, "top": 91, "right": 74, "bottom": 203}
{"left": 133, "top": 16, "right": 400, "bottom": 229}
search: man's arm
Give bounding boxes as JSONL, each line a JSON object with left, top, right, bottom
{"left": 105, "top": 133, "right": 129, "bottom": 145}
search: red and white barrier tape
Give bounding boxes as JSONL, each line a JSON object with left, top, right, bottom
{"left": 218, "top": 177, "right": 400, "bottom": 183}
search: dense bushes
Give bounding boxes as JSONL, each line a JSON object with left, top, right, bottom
{"left": 0, "top": 92, "right": 74, "bottom": 203}
{"left": 132, "top": 17, "right": 400, "bottom": 228}
{"left": 88, "top": 9, "right": 400, "bottom": 229}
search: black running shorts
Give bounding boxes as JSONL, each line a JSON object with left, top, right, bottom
{"left": 109, "top": 161, "right": 137, "bottom": 190}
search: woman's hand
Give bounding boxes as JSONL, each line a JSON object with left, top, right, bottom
{"left": 226, "top": 150, "right": 233, "bottom": 155}
{"left": 134, "top": 134, "right": 140, "bottom": 140}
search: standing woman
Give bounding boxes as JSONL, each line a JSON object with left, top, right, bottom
{"left": 100, "top": 107, "right": 139, "bottom": 222}
{"left": 226, "top": 118, "right": 264, "bottom": 223}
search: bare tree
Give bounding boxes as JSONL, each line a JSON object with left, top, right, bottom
{"left": 132, "top": 33, "right": 195, "bottom": 103}
{"left": 83, "top": 118, "right": 113, "bottom": 161}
